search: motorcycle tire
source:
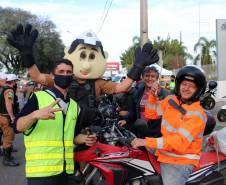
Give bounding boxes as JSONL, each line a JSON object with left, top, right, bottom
{"left": 217, "top": 109, "right": 226, "bottom": 122}
{"left": 201, "top": 96, "right": 215, "bottom": 110}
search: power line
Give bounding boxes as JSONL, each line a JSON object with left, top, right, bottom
{"left": 96, "top": 0, "right": 110, "bottom": 33}
{"left": 97, "top": 0, "right": 113, "bottom": 34}
{"left": 99, "top": 0, "right": 109, "bottom": 23}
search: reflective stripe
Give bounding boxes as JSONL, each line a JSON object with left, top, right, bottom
{"left": 26, "top": 165, "right": 74, "bottom": 174}
{"left": 162, "top": 119, "right": 177, "bottom": 133}
{"left": 186, "top": 111, "right": 207, "bottom": 124}
{"left": 145, "top": 101, "right": 162, "bottom": 116}
{"left": 161, "top": 151, "right": 200, "bottom": 160}
{"left": 156, "top": 104, "right": 163, "bottom": 115}
{"left": 198, "top": 132, "right": 204, "bottom": 138}
{"left": 25, "top": 141, "right": 73, "bottom": 148}
{"left": 64, "top": 141, "right": 73, "bottom": 147}
{"left": 26, "top": 153, "right": 73, "bottom": 161}
{"left": 167, "top": 97, "right": 206, "bottom": 122}
{"left": 157, "top": 138, "right": 164, "bottom": 149}
{"left": 162, "top": 119, "right": 204, "bottom": 140}
{"left": 25, "top": 141, "right": 63, "bottom": 148}
{"left": 178, "top": 128, "right": 193, "bottom": 143}
{"left": 145, "top": 102, "right": 157, "bottom": 110}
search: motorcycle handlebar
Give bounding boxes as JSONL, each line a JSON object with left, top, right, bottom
{"left": 87, "top": 121, "right": 136, "bottom": 147}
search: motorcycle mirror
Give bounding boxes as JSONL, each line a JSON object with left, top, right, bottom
{"left": 208, "top": 80, "right": 217, "bottom": 90}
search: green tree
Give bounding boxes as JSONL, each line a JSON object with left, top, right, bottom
{"left": 194, "top": 37, "right": 216, "bottom": 65}
{"left": 120, "top": 46, "right": 135, "bottom": 69}
{"left": 153, "top": 37, "right": 192, "bottom": 69}
{"left": 120, "top": 36, "right": 139, "bottom": 69}
{"left": 120, "top": 36, "right": 191, "bottom": 71}
{"left": 0, "top": 7, "right": 65, "bottom": 75}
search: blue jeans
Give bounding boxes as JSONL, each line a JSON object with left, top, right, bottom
{"left": 160, "top": 163, "right": 194, "bottom": 185}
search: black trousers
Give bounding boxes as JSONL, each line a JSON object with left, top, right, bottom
{"left": 27, "top": 172, "right": 84, "bottom": 185}
{"left": 27, "top": 172, "right": 69, "bottom": 185}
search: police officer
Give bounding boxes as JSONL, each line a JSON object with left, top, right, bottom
{"left": 0, "top": 72, "right": 7, "bottom": 156}
{"left": 15, "top": 59, "right": 97, "bottom": 185}
{"left": 0, "top": 74, "right": 19, "bottom": 166}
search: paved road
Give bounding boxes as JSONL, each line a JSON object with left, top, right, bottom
{"left": 0, "top": 133, "right": 26, "bottom": 185}
{"left": 0, "top": 100, "right": 226, "bottom": 185}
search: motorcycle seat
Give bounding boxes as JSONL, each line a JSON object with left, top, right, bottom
{"left": 193, "top": 151, "right": 226, "bottom": 171}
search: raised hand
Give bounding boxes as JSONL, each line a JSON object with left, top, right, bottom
{"left": 33, "top": 99, "right": 63, "bottom": 120}
{"left": 135, "top": 43, "right": 159, "bottom": 68}
{"left": 7, "top": 24, "right": 38, "bottom": 68}
{"left": 127, "top": 42, "right": 159, "bottom": 81}
{"left": 150, "top": 81, "right": 161, "bottom": 96}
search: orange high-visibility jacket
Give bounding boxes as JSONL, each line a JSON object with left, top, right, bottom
{"left": 144, "top": 94, "right": 160, "bottom": 120}
{"left": 145, "top": 95, "right": 207, "bottom": 167}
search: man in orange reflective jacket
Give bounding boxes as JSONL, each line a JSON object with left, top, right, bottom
{"left": 131, "top": 65, "right": 207, "bottom": 185}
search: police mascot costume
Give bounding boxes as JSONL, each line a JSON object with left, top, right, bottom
{"left": 7, "top": 24, "right": 159, "bottom": 128}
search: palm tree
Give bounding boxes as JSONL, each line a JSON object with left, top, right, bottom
{"left": 120, "top": 47, "right": 135, "bottom": 69}
{"left": 194, "top": 37, "right": 216, "bottom": 65}
{"left": 120, "top": 36, "right": 191, "bottom": 70}
{"left": 153, "top": 37, "right": 191, "bottom": 69}
{"left": 120, "top": 36, "right": 149, "bottom": 70}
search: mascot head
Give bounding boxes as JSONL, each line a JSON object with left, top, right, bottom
{"left": 64, "top": 30, "right": 107, "bottom": 80}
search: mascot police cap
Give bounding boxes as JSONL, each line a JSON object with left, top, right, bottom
{"left": 77, "top": 30, "right": 102, "bottom": 47}
{"left": 64, "top": 30, "right": 107, "bottom": 80}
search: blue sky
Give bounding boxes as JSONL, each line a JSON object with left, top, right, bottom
{"left": 1, "top": 0, "right": 226, "bottom": 62}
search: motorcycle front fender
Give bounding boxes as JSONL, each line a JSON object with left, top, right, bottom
{"left": 90, "top": 161, "right": 126, "bottom": 185}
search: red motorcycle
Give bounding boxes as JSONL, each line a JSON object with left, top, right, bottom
{"left": 73, "top": 95, "right": 226, "bottom": 185}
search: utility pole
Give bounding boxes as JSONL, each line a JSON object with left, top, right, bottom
{"left": 198, "top": 3, "right": 201, "bottom": 40}
{"left": 140, "top": 0, "right": 148, "bottom": 48}
{"left": 197, "top": 3, "right": 201, "bottom": 67}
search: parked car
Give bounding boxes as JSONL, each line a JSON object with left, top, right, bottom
{"left": 111, "top": 74, "right": 126, "bottom": 83}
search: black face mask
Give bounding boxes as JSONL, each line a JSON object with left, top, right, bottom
{"left": 54, "top": 75, "right": 73, "bottom": 89}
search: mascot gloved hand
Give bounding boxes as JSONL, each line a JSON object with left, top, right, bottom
{"left": 127, "top": 42, "right": 159, "bottom": 81}
{"left": 7, "top": 24, "right": 38, "bottom": 68}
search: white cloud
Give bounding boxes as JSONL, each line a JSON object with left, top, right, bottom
{"left": 1, "top": 0, "right": 226, "bottom": 62}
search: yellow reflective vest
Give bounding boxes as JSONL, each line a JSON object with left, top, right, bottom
{"left": 24, "top": 91, "right": 78, "bottom": 177}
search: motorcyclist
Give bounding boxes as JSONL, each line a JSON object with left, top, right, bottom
{"left": 131, "top": 65, "right": 207, "bottom": 185}
{"left": 0, "top": 72, "right": 7, "bottom": 156}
